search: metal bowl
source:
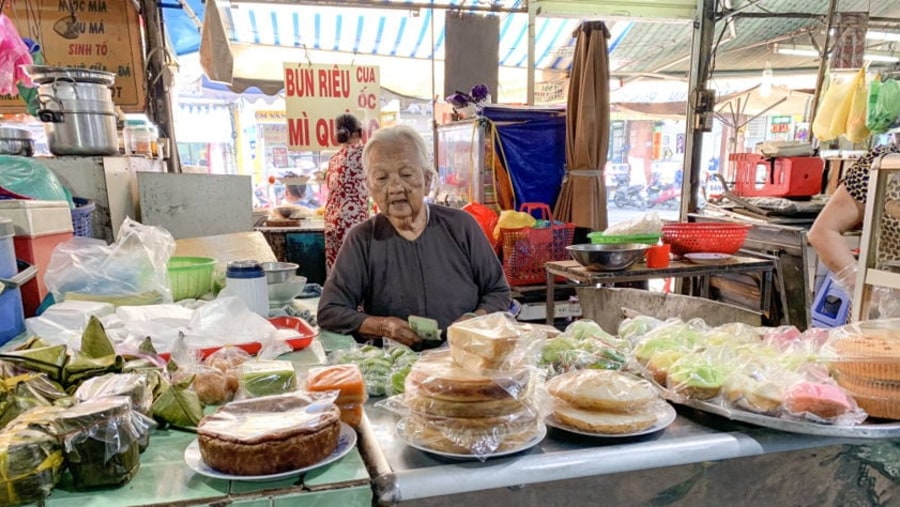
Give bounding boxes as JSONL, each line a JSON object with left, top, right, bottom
{"left": 261, "top": 261, "right": 299, "bottom": 284}
{"left": 566, "top": 243, "right": 650, "bottom": 271}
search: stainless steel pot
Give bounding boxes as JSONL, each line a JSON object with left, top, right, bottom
{"left": 0, "top": 127, "right": 34, "bottom": 157}
{"left": 35, "top": 74, "right": 118, "bottom": 156}
{"left": 23, "top": 65, "right": 116, "bottom": 86}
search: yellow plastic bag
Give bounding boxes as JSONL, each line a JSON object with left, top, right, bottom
{"left": 812, "top": 69, "right": 862, "bottom": 141}
{"left": 493, "top": 210, "right": 537, "bottom": 241}
{"left": 845, "top": 70, "right": 871, "bottom": 143}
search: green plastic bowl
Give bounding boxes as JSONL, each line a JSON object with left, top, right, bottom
{"left": 167, "top": 256, "right": 216, "bottom": 301}
{"left": 587, "top": 232, "right": 661, "bottom": 245}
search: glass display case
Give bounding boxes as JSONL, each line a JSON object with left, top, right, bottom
{"left": 433, "top": 120, "right": 487, "bottom": 209}
{"left": 853, "top": 152, "right": 900, "bottom": 320}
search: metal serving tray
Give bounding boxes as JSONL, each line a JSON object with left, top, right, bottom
{"left": 682, "top": 399, "right": 900, "bottom": 439}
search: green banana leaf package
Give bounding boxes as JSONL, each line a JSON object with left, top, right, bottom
{"left": 0, "top": 427, "right": 64, "bottom": 506}
{"left": 62, "top": 316, "right": 124, "bottom": 391}
{"left": 150, "top": 372, "right": 203, "bottom": 429}
{"left": 0, "top": 339, "right": 69, "bottom": 382}
{"left": 0, "top": 373, "right": 71, "bottom": 429}
{"left": 13, "top": 396, "right": 150, "bottom": 490}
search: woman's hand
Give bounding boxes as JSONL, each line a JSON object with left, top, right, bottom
{"left": 361, "top": 316, "right": 421, "bottom": 347}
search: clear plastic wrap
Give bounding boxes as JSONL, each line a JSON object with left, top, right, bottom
{"left": 819, "top": 319, "right": 900, "bottom": 420}
{"left": 306, "top": 364, "right": 367, "bottom": 405}
{"left": 197, "top": 391, "right": 341, "bottom": 476}
{"left": 446, "top": 312, "right": 546, "bottom": 371}
{"left": 329, "top": 342, "right": 419, "bottom": 397}
{"left": 543, "top": 369, "right": 673, "bottom": 436}
{"left": 236, "top": 359, "right": 298, "bottom": 399}
{"left": 13, "top": 396, "right": 151, "bottom": 490}
{"left": 377, "top": 349, "right": 548, "bottom": 461}
{"left": 74, "top": 373, "right": 152, "bottom": 415}
{"left": 539, "top": 319, "right": 629, "bottom": 378}
{"left": 203, "top": 346, "right": 252, "bottom": 395}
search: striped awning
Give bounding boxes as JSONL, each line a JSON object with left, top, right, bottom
{"left": 164, "top": 1, "right": 633, "bottom": 71}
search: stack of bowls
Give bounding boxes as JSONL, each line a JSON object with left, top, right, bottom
{"left": 261, "top": 262, "right": 306, "bottom": 307}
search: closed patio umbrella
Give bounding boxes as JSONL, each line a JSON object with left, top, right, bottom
{"left": 554, "top": 21, "right": 610, "bottom": 232}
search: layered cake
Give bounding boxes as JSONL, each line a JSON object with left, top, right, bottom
{"left": 197, "top": 392, "right": 340, "bottom": 475}
{"left": 829, "top": 328, "right": 900, "bottom": 420}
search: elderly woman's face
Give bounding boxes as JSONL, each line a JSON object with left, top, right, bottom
{"left": 365, "top": 141, "right": 431, "bottom": 222}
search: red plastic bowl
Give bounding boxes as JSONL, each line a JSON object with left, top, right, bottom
{"left": 662, "top": 222, "right": 751, "bottom": 256}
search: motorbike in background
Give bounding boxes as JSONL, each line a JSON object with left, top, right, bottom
{"left": 646, "top": 171, "right": 680, "bottom": 209}
{"left": 611, "top": 172, "right": 647, "bottom": 210}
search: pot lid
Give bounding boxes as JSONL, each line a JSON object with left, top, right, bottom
{"left": 0, "top": 127, "right": 32, "bottom": 140}
{"left": 22, "top": 65, "right": 116, "bottom": 86}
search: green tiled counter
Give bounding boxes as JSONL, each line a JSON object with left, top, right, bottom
{"left": 31, "top": 337, "right": 373, "bottom": 507}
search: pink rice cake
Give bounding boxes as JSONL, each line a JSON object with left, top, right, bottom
{"left": 783, "top": 381, "right": 853, "bottom": 419}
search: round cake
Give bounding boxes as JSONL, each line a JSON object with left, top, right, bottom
{"left": 198, "top": 393, "right": 341, "bottom": 476}
{"left": 546, "top": 370, "right": 657, "bottom": 412}
{"left": 404, "top": 350, "right": 532, "bottom": 403}
{"left": 399, "top": 411, "right": 542, "bottom": 455}
{"left": 833, "top": 371, "right": 900, "bottom": 420}
{"left": 830, "top": 334, "right": 900, "bottom": 381}
{"left": 551, "top": 399, "right": 660, "bottom": 434}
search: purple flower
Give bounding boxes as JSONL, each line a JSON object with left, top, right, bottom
{"left": 470, "top": 84, "right": 490, "bottom": 102}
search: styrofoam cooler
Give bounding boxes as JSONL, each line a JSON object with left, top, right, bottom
{"left": 0, "top": 200, "right": 74, "bottom": 317}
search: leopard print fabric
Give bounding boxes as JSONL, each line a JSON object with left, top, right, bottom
{"left": 841, "top": 143, "right": 900, "bottom": 265}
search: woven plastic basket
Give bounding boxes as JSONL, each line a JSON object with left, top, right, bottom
{"left": 500, "top": 203, "right": 575, "bottom": 286}
{"left": 661, "top": 222, "right": 751, "bottom": 256}
{"left": 71, "top": 197, "right": 95, "bottom": 237}
{"left": 167, "top": 256, "right": 216, "bottom": 300}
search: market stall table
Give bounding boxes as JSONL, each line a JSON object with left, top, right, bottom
{"left": 359, "top": 398, "right": 900, "bottom": 506}
{"left": 544, "top": 255, "right": 783, "bottom": 325}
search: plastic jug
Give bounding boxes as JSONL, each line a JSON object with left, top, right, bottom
{"left": 224, "top": 260, "right": 269, "bottom": 317}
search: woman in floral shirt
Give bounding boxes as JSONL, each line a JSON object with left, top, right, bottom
{"left": 324, "top": 114, "right": 368, "bottom": 273}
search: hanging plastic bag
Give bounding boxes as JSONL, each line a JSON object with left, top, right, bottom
{"left": 0, "top": 14, "right": 34, "bottom": 96}
{"left": 867, "top": 78, "right": 900, "bottom": 133}
{"left": 43, "top": 218, "right": 176, "bottom": 305}
{"left": 844, "top": 71, "right": 871, "bottom": 143}
{"left": 865, "top": 78, "right": 882, "bottom": 132}
{"left": 812, "top": 70, "right": 860, "bottom": 142}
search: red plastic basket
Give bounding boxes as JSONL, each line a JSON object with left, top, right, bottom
{"left": 661, "top": 222, "right": 751, "bottom": 256}
{"left": 500, "top": 203, "right": 575, "bottom": 286}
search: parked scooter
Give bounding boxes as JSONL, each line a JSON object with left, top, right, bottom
{"left": 611, "top": 172, "right": 647, "bottom": 210}
{"left": 646, "top": 172, "right": 680, "bottom": 209}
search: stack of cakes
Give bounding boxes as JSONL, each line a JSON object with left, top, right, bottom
{"left": 828, "top": 325, "right": 900, "bottom": 420}
{"left": 399, "top": 313, "right": 545, "bottom": 456}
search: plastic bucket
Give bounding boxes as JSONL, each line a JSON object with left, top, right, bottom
{"left": 0, "top": 217, "right": 27, "bottom": 345}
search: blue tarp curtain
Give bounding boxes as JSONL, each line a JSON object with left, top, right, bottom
{"left": 486, "top": 114, "right": 566, "bottom": 212}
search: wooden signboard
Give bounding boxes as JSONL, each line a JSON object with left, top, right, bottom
{"left": 0, "top": 0, "right": 146, "bottom": 113}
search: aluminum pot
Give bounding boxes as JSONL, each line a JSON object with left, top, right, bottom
{"left": 35, "top": 78, "right": 118, "bottom": 156}
{"left": 0, "top": 127, "right": 34, "bottom": 157}
{"left": 23, "top": 65, "right": 116, "bottom": 86}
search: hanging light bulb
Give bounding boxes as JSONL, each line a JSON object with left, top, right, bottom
{"left": 760, "top": 61, "right": 774, "bottom": 98}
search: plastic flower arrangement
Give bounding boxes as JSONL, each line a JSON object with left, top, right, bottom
{"left": 445, "top": 84, "right": 491, "bottom": 118}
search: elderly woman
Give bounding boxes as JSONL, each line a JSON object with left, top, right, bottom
{"left": 317, "top": 125, "right": 510, "bottom": 348}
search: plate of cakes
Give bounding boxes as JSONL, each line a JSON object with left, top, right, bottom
{"left": 394, "top": 339, "right": 547, "bottom": 460}
{"left": 184, "top": 392, "right": 356, "bottom": 481}
{"left": 544, "top": 369, "right": 676, "bottom": 437}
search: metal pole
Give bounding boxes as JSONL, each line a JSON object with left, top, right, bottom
{"left": 141, "top": 0, "right": 181, "bottom": 173}
{"left": 527, "top": 1, "right": 536, "bottom": 105}
{"left": 679, "top": 0, "right": 716, "bottom": 218}
{"left": 809, "top": 0, "right": 838, "bottom": 124}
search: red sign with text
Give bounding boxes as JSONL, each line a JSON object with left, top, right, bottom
{"left": 283, "top": 63, "right": 381, "bottom": 151}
